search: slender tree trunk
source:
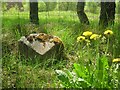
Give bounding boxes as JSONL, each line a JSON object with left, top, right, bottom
{"left": 107, "top": 2, "right": 116, "bottom": 25}
{"left": 77, "top": 2, "right": 89, "bottom": 25}
{"left": 99, "top": 2, "right": 108, "bottom": 27}
{"left": 66, "top": 2, "right": 69, "bottom": 11}
{"left": 30, "top": 0, "right": 39, "bottom": 24}
{"left": 99, "top": 2, "right": 116, "bottom": 27}
{"left": 44, "top": 2, "right": 49, "bottom": 11}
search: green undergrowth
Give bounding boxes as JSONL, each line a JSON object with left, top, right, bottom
{"left": 2, "top": 10, "right": 120, "bottom": 88}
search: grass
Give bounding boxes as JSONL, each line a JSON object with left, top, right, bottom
{"left": 2, "top": 9, "right": 120, "bottom": 88}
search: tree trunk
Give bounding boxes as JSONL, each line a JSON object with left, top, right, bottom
{"left": 30, "top": 0, "right": 39, "bottom": 24}
{"left": 99, "top": 2, "right": 116, "bottom": 27}
{"left": 77, "top": 2, "right": 89, "bottom": 25}
{"left": 44, "top": 2, "right": 49, "bottom": 11}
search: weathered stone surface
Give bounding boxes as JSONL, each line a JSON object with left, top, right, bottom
{"left": 18, "top": 33, "right": 64, "bottom": 60}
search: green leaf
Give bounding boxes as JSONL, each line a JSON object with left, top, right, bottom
{"left": 101, "top": 56, "right": 109, "bottom": 69}
{"left": 55, "top": 70, "right": 70, "bottom": 84}
{"left": 64, "top": 69, "right": 73, "bottom": 79}
{"left": 73, "top": 63, "right": 87, "bottom": 78}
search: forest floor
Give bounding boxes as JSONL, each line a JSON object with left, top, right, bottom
{"left": 2, "top": 10, "right": 120, "bottom": 88}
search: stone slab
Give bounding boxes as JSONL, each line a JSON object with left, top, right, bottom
{"left": 18, "top": 33, "right": 64, "bottom": 60}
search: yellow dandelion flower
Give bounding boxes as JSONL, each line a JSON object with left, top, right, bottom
{"left": 112, "top": 58, "right": 120, "bottom": 63}
{"left": 104, "top": 30, "right": 113, "bottom": 35}
{"left": 83, "top": 31, "right": 93, "bottom": 36}
{"left": 90, "top": 34, "right": 101, "bottom": 40}
{"left": 77, "top": 36, "right": 85, "bottom": 42}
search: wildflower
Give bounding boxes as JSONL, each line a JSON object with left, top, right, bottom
{"left": 77, "top": 36, "right": 85, "bottom": 42}
{"left": 104, "top": 30, "right": 113, "bottom": 35}
{"left": 83, "top": 31, "right": 93, "bottom": 37}
{"left": 90, "top": 34, "right": 101, "bottom": 40}
{"left": 112, "top": 58, "right": 120, "bottom": 63}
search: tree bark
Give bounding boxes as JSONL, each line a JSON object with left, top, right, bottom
{"left": 99, "top": 2, "right": 116, "bottom": 27}
{"left": 30, "top": 0, "right": 39, "bottom": 25}
{"left": 77, "top": 2, "right": 89, "bottom": 25}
